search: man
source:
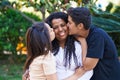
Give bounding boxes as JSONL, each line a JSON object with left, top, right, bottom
{"left": 67, "top": 7, "right": 120, "bottom": 80}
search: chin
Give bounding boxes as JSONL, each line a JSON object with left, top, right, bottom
{"left": 69, "top": 32, "right": 74, "bottom": 35}
{"left": 51, "top": 37, "right": 55, "bottom": 41}
{"left": 68, "top": 32, "right": 72, "bottom": 35}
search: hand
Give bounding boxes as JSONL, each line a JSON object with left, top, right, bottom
{"left": 22, "top": 69, "right": 30, "bottom": 80}
{"left": 75, "top": 67, "right": 85, "bottom": 77}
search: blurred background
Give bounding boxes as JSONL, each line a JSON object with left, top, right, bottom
{"left": 0, "top": 0, "right": 120, "bottom": 80}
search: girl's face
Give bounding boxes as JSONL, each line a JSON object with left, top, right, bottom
{"left": 51, "top": 18, "right": 68, "bottom": 42}
{"left": 45, "top": 23, "right": 55, "bottom": 41}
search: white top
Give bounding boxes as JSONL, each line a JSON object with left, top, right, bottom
{"left": 29, "top": 52, "right": 56, "bottom": 80}
{"left": 55, "top": 41, "right": 93, "bottom": 80}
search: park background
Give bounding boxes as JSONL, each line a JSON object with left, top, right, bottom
{"left": 0, "top": 0, "right": 120, "bottom": 80}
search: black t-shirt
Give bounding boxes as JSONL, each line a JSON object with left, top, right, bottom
{"left": 86, "top": 26, "right": 120, "bottom": 80}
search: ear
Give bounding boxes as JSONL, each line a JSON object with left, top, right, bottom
{"left": 77, "top": 23, "right": 84, "bottom": 30}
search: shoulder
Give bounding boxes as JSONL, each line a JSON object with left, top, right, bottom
{"left": 42, "top": 52, "right": 56, "bottom": 75}
{"left": 74, "top": 41, "right": 81, "bottom": 47}
{"left": 90, "top": 25, "right": 107, "bottom": 36}
{"left": 74, "top": 41, "right": 82, "bottom": 52}
{"left": 88, "top": 26, "right": 108, "bottom": 40}
{"left": 44, "top": 52, "right": 55, "bottom": 61}
{"left": 34, "top": 52, "right": 55, "bottom": 63}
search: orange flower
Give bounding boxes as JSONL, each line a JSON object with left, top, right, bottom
{"left": 16, "top": 43, "right": 24, "bottom": 51}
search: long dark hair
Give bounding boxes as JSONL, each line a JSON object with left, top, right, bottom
{"left": 24, "top": 22, "right": 52, "bottom": 71}
{"left": 45, "top": 12, "right": 78, "bottom": 67}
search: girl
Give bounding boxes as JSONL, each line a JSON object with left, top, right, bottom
{"left": 23, "top": 22, "right": 57, "bottom": 80}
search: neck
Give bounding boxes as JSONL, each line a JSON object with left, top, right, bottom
{"left": 83, "top": 29, "right": 89, "bottom": 38}
{"left": 59, "top": 40, "right": 66, "bottom": 48}
{"left": 77, "top": 29, "right": 89, "bottom": 38}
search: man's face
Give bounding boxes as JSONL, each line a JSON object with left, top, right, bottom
{"left": 67, "top": 16, "right": 79, "bottom": 36}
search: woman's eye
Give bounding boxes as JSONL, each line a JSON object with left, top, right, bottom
{"left": 53, "top": 26, "right": 58, "bottom": 29}
{"left": 61, "top": 24, "right": 66, "bottom": 27}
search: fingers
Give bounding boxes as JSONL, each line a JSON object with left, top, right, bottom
{"left": 22, "top": 69, "right": 29, "bottom": 80}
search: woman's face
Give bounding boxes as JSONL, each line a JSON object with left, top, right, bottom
{"left": 45, "top": 23, "right": 55, "bottom": 41}
{"left": 51, "top": 18, "right": 68, "bottom": 42}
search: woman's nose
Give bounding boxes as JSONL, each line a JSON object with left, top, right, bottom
{"left": 58, "top": 26, "right": 62, "bottom": 31}
{"left": 67, "top": 23, "right": 69, "bottom": 27}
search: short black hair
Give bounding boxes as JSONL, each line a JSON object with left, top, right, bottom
{"left": 67, "top": 7, "right": 91, "bottom": 30}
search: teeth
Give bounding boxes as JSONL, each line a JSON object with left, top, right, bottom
{"left": 59, "top": 32, "right": 65, "bottom": 36}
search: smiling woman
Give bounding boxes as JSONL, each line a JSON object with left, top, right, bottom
{"left": 45, "top": 12, "right": 93, "bottom": 80}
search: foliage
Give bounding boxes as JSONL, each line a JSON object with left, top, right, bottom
{"left": 23, "top": 0, "right": 71, "bottom": 20}
{"left": 0, "top": 63, "right": 23, "bottom": 80}
{"left": 82, "top": 0, "right": 120, "bottom": 32}
{"left": 85, "top": 0, "right": 120, "bottom": 56}
{"left": 0, "top": 8, "right": 40, "bottom": 56}
{"left": 0, "top": 0, "right": 120, "bottom": 63}
{"left": 109, "top": 32, "right": 120, "bottom": 49}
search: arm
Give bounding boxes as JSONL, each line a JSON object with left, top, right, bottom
{"left": 63, "top": 37, "right": 87, "bottom": 80}
{"left": 75, "top": 36, "right": 99, "bottom": 71}
{"left": 65, "top": 32, "right": 103, "bottom": 80}
{"left": 63, "top": 67, "right": 86, "bottom": 80}
{"left": 22, "top": 69, "right": 58, "bottom": 80}
{"left": 82, "top": 32, "right": 106, "bottom": 71}
{"left": 76, "top": 37, "right": 99, "bottom": 71}
{"left": 64, "top": 37, "right": 98, "bottom": 80}
{"left": 82, "top": 57, "right": 99, "bottom": 71}
{"left": 77, "top": 37, "right": 87, "bottom": 63}
{"left": 22, "top": 69, "right": 29, "bottom": 80}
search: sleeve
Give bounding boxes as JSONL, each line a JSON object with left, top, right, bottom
{"left": 42, "top": 53, "right": 56, "bottom": 75}
{"left": 87, "top": 32, "right": 105, "bottom": 59}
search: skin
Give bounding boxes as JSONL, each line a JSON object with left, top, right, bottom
{"left": 67, "top": 16, "right": 89, "bottom": 38}
{"left": 52, "top": 18, "right": 68, "bottom": 48}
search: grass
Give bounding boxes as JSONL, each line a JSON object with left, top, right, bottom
{"left": 0, "top": 63, "right": 24, "bottom": 80}
{"left": 0, "top": 49, "right": 119, "bottom": 80}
